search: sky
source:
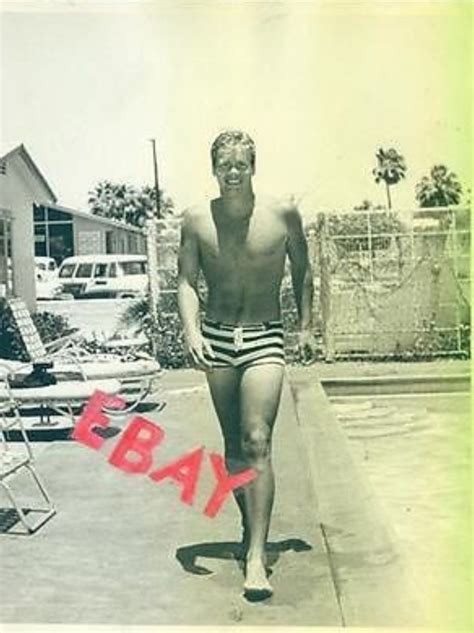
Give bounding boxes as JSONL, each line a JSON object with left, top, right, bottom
{"left": 1, "top": 1, "right": 471, "bottom": 220}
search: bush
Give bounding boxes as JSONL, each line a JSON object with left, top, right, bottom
{"left": 118, "top": 291, "right": 192, "bottom": 369}
{"left": 306, "top": 211, "right": 405, "bottom": 255}
{"left": 33, "top": 311, "right": 74, "bottom": 344}
{"left": 0, "top": 298, "right": 73, "bottom": 361}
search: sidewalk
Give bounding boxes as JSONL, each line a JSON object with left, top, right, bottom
{"left": 0, "top": 371, "right": 340, "bottom": 626}
{"left": 1, "top": 362, "right": 463, "bottom": 626}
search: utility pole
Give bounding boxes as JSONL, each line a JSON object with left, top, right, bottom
{"left": 151, "top": 139, "right": 161, "bottom": 220}
{"left": 146, "top": 139, "right": 160, "bottom": 357}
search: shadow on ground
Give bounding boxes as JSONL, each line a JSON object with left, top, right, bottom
{"left": 176, "top": 537, "right": 312, "bottom": 576}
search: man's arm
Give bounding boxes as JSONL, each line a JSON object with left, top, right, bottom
{"left": 177, "top": 210, "right": 213, "bottom": 370}
{"left": 285, "top": 204, "right": 317, "bottom": 361}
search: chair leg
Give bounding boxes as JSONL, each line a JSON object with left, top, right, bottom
{"left": 102, "top": 379, "right": 166, "bottom": 417}
{"left": 25, "top": 463, "right": 55, "bottom": 506}
{"left": 103, "top": 380, "right": 152, "bottom": 416}
{"left": 1, "top": 464, "right": 56, "bottom": 535}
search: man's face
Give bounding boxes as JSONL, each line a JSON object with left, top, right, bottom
{"left": 213, "top": 144, "right": 255, "bottom": 196}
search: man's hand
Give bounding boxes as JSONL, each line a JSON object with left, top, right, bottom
{"left": 185, "top": 332, "right": 215, "bottom": 371}
{"left": 298, "top": 328, "right": 318, "bottom": 365}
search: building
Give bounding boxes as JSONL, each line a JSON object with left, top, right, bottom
{"left": 33, "top": 203, "right": 146, "bottom": 263}
{"left": 0, "top": 144, "right": 57, "bottom": 310}
{"left": 0, "top": 144, "right": 146, "bottom": 310}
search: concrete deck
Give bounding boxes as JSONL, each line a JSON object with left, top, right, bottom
{"left": 1, "top": 361, "right": 468, "bottom": 626}
{"left": 0, "top": 372, "right": 340, "bottom": 626}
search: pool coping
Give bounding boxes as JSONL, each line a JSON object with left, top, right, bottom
{"left": 320, "top": 372, "right": 470, "bottom": 397}
{"left": 287, "top": 367, "right": 433, "bottom": 627}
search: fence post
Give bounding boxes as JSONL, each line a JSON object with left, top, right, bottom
{"left": 318, "top": 213, "right": 335, "bottom": 362}
{"left": 450, "top": 209, "right": 463, "bottom": 354}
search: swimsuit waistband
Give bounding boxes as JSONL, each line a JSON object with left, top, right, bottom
{"left": 202, "top": 317, "right": 283, "bottom": 332}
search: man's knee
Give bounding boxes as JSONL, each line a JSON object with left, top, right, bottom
{"left": 241, "top": 424, "right": 271, "bottom": 462}
{"left": 225, "top": 451, "right": 248, "bottom": 474}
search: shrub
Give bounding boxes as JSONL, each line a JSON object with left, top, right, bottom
{"left": 306, "top": 211, "right": 405, "bottom": 255}
{"left": 118, "top": 291, "right": 192, "bottom": 369}
{"left": 0, "top": 298, "right": 73, "bottom": 361}
{"left": 33, "top": 311, "right": 74, "bottom": 344}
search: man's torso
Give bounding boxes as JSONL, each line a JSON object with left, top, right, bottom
{"left": 191, "top": 195, "right": 290, "bottom": 324}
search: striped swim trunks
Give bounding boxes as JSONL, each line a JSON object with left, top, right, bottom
{"left": 201, "top": 318, "right": 285, "bottom": 369}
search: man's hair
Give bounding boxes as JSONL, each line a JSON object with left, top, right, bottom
{"left": 211, "top": 129, "right": 256, "bottom": 169}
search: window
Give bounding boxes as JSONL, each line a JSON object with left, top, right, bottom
{"left": 47, "top": 207, "right": 72, "bottom": 222}
{"left": 59, "top": 264, "right": 76, "bottom": 278}
{"left": 76, "top": 263, "right": 93, "bottom": 278}
{"left": 0, "top": 215, "right": 13, "bottom": 296}
{"left": 33, "top": 204, "right": 46, "bottom": 222}
{"left": 48, "top": 223, "right": 74, "bottom": 261}
{"left": 109, "top": 262, "right": 117, "bottom": 278}
{"left": 93, "top": 263, "right": 109, "bottom": 278}
{"left": 34, "top": 224, "right": 47, "bottom": 257}
{"left": 120, "top": 261, "right": 147, "bottom": 275}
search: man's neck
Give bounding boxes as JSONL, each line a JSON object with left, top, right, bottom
{"left": 220, "top": 191, "right": 255, "bottom": 219}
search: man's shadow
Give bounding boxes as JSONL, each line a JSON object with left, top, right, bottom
{"left": 176, "top": 537, "right": 312, "bottom": 576}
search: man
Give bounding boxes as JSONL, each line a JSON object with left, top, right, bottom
{"left": 177, "top": 130, "right": 315, "bottom": 600}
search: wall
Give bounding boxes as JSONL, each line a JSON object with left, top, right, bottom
{"left": 0, "top": 154, "right": 55, "bottom": 311}
{"left": 73, "top": 215, "right": 145, "bottom": 256}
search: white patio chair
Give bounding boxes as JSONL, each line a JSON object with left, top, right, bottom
{"left": 0, "top": 365, "right": 121, "bottom": 534}
{"left": 4, "top": 298, "right": 163, "bottom": 411}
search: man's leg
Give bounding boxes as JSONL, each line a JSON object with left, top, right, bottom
{"left": 239, "top": 363, "right": 285, "bottom": 596}
{"left": 205, "top": 368, "right": 249, "bottom": 546}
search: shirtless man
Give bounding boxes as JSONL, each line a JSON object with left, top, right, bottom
{"left": 177, "top": 130, "right": 315, "bottom": 600}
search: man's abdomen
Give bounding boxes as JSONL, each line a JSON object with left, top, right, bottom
{"left": 205, "top": 281, "right": 282, "bottom": 324}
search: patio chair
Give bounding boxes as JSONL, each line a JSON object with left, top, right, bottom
{"left": 0, "top": 365, "right": 122, "bottom": 534}
{"left": 3, "top": 298, "right": 163, "bottom": 411}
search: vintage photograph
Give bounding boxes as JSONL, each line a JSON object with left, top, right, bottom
{"left": 0, "top": 0, "right": 471, "bottom": 629}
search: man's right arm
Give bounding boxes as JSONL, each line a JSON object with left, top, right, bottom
{"left": 177, "top": 211, "right": 213, "bottom": 370}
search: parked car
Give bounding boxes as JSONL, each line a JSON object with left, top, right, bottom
{"left": 35, "top": 257, "right": 58, "bottom": 280}
{"left": 57, "top": 254, "right": 148, "bottom": 299}
{"left": 34, "top": 257, "right": 65, "bottom": 299}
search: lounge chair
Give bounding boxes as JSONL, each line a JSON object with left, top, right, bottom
{"left": 3, "top": 298, "right": 162, "bottom": 410}
{"left": 0, "top": 365, "right": 122, "bottom": 534}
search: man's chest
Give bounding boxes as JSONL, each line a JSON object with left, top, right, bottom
{"left": 197, "top": 218, "right": 286, "bottom": 267}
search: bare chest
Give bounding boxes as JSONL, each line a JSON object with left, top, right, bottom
{"left": 198, "top": 216, "right": 286, "bottom": 270}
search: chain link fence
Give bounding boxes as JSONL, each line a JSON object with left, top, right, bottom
{"left": 307, "top": 207, "right": 470, "bottom": 360}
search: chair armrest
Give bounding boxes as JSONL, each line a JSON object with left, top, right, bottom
{"left": 43, "top": 329, "right": 81, "bottom": 354}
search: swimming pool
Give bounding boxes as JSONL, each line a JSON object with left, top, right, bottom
{"left": 332, "top": 392, "right": 472, "bottom": 630}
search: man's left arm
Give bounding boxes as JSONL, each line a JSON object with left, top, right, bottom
{"left": 285, "top": 204, "right": 317, "bottom": 361}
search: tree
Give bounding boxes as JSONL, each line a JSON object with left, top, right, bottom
{"left": 88, "top": 181, "right": 175, "bottom": 227}
{"left": 372, "top": 147, "right": 407, "bottom": 209}
{"left": 415, "top": 165, "right": 463, "bottom": 207}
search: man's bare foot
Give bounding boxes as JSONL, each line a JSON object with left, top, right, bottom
{"left": 243, "top": 558, "right": 273, "bottom": 601}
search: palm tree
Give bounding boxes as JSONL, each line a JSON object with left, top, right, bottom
{"left": 88, "top": 181, "right": 175, "bottom": 227}
{"left": 372, "top": 147, "right": 407, "bottom": 209}
{"left": 415, "top": 165, "right": 463, "bottom": 207}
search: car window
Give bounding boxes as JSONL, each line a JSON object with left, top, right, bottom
{"left": 109, "top": 262, "right": 117, "bottom": 278}
{"left": 93, "top": 263, "right": 109, "bottom": 278}
{"left": 48, "top": 261, "right": 56, "bottom": 271}
{"left": 76, "top": 263, "right": 93, "bottom": 278}
{"left": 59, "top": 264, "right": 76, "bottom": 278}
{"left": 120, "top": 261, "right": 147, "bottom": 275}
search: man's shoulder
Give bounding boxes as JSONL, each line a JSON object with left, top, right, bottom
{"left": 259, "top": 194, "right": 300, "bottom": 220}
{"left": 181, "top": 201, "right": 210, "bottom": 227}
